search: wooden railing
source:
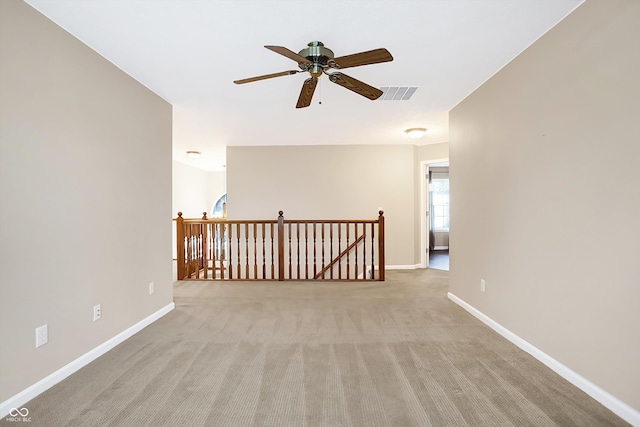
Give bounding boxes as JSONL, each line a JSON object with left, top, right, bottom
{"left": 175, "top": 211, "right": 385, "bottom": 281}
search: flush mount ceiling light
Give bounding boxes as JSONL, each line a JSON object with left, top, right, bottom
{"left": 405, "top": 128, "right": 427, "bottom": 139}
{"left": 186, "top": 151, "right": 201, "bottom": 159}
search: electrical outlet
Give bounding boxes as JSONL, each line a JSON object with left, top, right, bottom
{"left": 93, "top": 304, "right": 101, "bottom": 321}
{"left": 480, "top": 279, "right": 486, "bottom": 293}
{"left": 36, "top": 324, "right": 48, "bottom": 348}
{"left": 149, "top": 282, "right": 155, "bottom": 295}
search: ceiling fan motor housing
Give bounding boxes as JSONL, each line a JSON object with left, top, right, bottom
{"left": 298, "top": 41, "right": 334, "bottom": 76}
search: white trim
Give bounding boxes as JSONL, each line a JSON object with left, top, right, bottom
{"left": 433, "top": 246, "right": 449, "bottom": 251}
{"left": 386, "top": 264, "right": 422, "bottom": 270}
{"left": 447, "top": 293, "right": 640, "bottom": 427}
{"left": 360, "top": 264, "right": 422, "bottom": 278}
{"left": 0, "top": 302, "right": 175, "bottom": 418}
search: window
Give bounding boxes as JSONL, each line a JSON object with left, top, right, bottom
{"left": 211, "top": 193, "right": 227, "bottom": 218}
{"left": 432, "top": 179, "right": 449, "bottom": 231}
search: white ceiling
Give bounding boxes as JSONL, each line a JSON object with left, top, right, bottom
{"left": 25, "top": 0, "right": 583, "bottom": 171}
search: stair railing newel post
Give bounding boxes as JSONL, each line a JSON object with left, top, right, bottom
{"left": 176, "top": 212, "right": 185, "bottom": 280}
{"left": 378, "top": 210, "right": 385, "bottom": 281}
{"left": 277, "top": 211, "right": 285, "bottom": 281}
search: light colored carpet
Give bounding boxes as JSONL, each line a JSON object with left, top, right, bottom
{"left": 3, "top": 269, "right": 628, "bottom": 426}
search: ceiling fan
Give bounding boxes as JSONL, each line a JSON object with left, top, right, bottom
{"left": 234, "top": 41, "right": 393, "bottom": 108}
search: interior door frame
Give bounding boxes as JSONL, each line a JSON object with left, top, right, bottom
{"left": 420, "top": 159, "right": 448, "bottom": 268}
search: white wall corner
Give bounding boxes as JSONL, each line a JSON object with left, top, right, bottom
{"left": 447, "top": 292, "right": 640, "bottom": 427}
{"left": 0, "top": 303, "right": 175, "bottom": 418}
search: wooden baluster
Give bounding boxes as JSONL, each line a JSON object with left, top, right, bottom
{"left": 329, "top": 223, "right": 334, "bottom": 279}
{"left": 202, "top": 225, "right": 206, "bottom": 277}
{"left": 270, "top": 222, "right": 275, "bottom": 279}
{"left": 354, "top": 222, "right": 359, "bottom": 280}
{"left": 191, "top": 228, "right": 195, "bottom": 278}
{"left": 305, "top": 223, "right": 309, "bottom": 279}
{"left": 337, "top": 222, "right": 342, "bottom": 279}
{"left": 198, "top": 224, "right": 203, "bottom": 278}
{"left": 211, "top": 222, "right": 216, "bottom": 279}
{"left": 191, "top": 225, "right": 198, "bottom": 279}
{"left": 184, "top": 224, "right": 189, "bottom": 279}
{"left": 201, "top": 225, "right": 205, "bottom": 277}
{"left": 199, "top": 227, "right": 202, "bottom": 277}
{"left": 277, "top": 211, "right": 284, "bottom": 281}
{"left": 245, "top": 223, "right": 250, "bottom": 279}
{"left": 217, "top": 223, "right": 222, "bottom": 278}
{"left": 288, "top": 223, "right": 292, "bottom": 280}
{"left": 214, "top": 224, "right": 218, "bottom": 277}
{"left": 191, "top": 224, "right": 198, "bottom": 278}
{"left": 362, "top": 223, "right": 367, "bottom": 280}
{"left": 220, "top": 223, "right": 226, "bottom": 280}
{"left": 371, "top": 221, "right": 375, "bottom": 279}
{"left": 186, "top": 224, "right": 193, "bottom": 278}
{"left": 228, "top": 222, "right": 233, "bottom": 279}
{"left": 346, "top": 223, "right": 350, "bottom": 279}
{"left": 321, "top": 223, "right": 325, "bottom": 279}
{"left": 236, "top": 223, "right": 241, "bottom": 279}
{"left": 217, "top": 223, "right": 221, "bottom": 272}
{"left": 195, "top": 225, "right": 200, "bottom": 277}
{"left": 190, "top": 225, "right": 195, "bottom": 279}
{"left": 213, "top": 223, "right": 218, "bottom": 279}
{"left": 176, "top": 213, "right": 185, "bottom": 280}
{"left": 216, "top": 223, "right": 221, "bottom": 277}
{"left": 253, "top": 223, "right": 258, "bottom": 279}
{"left": 296, "top": 223, "right": 300, "bottom": 279}
{"left": 313, "top": 223, "right": 317, "bottom": 279}
{"left": 191, "top": 224, "right": 200, "bottom": 279}
{"left": 378, "top": 211, "right": 385, "bottom": 281}
{"left": 202, "top": 217, "right": 208, "bottom": 279}
{"left": 222, "top": 222, "right": 228, "bottom": 270}
{"left": 262, "top": 223, "right": 266, "bottom": 279}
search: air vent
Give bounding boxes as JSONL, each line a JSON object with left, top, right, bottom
{"left": 378, "top": 86, "right": 418, "bottom": 101}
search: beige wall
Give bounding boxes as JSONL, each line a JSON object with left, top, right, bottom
{"left": 418, "top": 142, "right": 449, "bottom": 162}
{"left": 449, "top": 0, "right": 640, "bottom": 413}
{"left": 227, "top": 145, "right": 416, "bottom": 266}
{"left": 0, "top": 0, "right": 173, "bottom": 403}
{"left": 172, "top": 160, "right": 225, "bottom": 219}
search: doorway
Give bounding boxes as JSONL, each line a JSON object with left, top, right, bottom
{"left": 420, "top": 160, "right": 449, "bottom": 270}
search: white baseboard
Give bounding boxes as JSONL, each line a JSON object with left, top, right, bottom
{"left": 433, "top": 246, "right": 449, "bottom": 251}
{"left": 0, "top": 302, "right": 175, "bottom": 418}
{"left": 386, "top": 264, "right": 422, "bottom": 270}
{"left": 447, "top": 292, "right": 640, "bottom": 427}
{"left": 359, "top": 264, "right": 422, "bottom": 279}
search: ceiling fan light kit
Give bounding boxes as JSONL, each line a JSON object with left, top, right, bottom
{"left": 186, "top": 151, "right": 201, "bottom": 159}
{"left": 234, "top": 41, "right": 393, "bottom": 108}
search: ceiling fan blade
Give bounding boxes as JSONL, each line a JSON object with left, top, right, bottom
{"left": 328, "top": 72, "right": 383, "bottom": 100}
{"left": 234, "top": 70, "right": 299, "bottom": 84}
{"left": 264, "top": 45, "right": 312, "bottom": 65}
{"left": 296, "top": 77, "right": 318, "bottom": 108}
{"left": 332, "top": 48, "right": 393, "bottom": 69}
